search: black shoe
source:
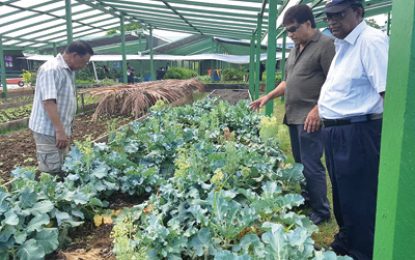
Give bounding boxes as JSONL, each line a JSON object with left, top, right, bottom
{"left": 330, "top": 233, "right": 349, "bottom": 256}
{"left": 309, "top": 213, "right": 330, "bottom": 225}
{"left": 330, "top": 241, "right": 349, "bottom": 256}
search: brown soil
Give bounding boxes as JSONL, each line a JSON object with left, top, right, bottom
{"left": 50, "top": 224, "right": 115, "bottom": 260}
{"left": 0, "top": 114, "right": 130, "bottom": 183}
{"left": 209, "top": 89, "right": 251, "bottom": 105}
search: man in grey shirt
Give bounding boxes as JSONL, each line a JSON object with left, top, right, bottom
{"left": 29, "top": 41, "right": 93, "bottom": 174}
{"left": 250, "top": 4, "right": 335, "bottom": 225}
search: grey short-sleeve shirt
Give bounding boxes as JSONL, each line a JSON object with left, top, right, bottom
{"left": 284, "top": 31, "right": 335, "bottom": 125}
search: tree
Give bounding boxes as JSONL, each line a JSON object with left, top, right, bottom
{"left": 366, "top": 18, "right": 381, "bottom": 29}
{"left": 106, "top": 22, "right": 142, "bottom": 35}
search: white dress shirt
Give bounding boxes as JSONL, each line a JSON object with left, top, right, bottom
{"left": 318, "top": 21, "right": 389, "bottom": 119}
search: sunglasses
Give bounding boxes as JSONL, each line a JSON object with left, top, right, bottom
{"left": 284, "top": 24, "right": 302, "bottom": 33}
{"left": 324, "top": 11, "right": 347, "bottom": 22}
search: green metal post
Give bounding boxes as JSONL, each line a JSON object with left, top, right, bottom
{"left": 280, "top": 31, "right": 287, "bottom": 102}
{"left": 149, "top": 27, "right": 155, "bottom": 81}
{"left": 265, "top": 0, "right": 277, "bottom": 116}
{"left": 120, "top": 14, "right": 128, "bottom": 83}
{"left": 387, "top": 12, "right": 391, "bottom": 36}
{"left": 65, "top": 0, "right": 73, "bottom": 44}
{"left": 249, "top": 34, "right": 255, "bottom": 98}
{"left": 255, "top": 13, "right": 262, "bottom": 100}
{"left": 281, "top": 31, "right": 287, "bottom": 81}
{"left": 374, "top": 1, "right": 415, "bottom": 259}
{"left": 53, "top": 43, "right": 57, "bottom": 56}
{"left": 0, "top": 36, "right": 7, "bottom": 98}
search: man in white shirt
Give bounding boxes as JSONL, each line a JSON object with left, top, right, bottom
{"left": 318, "top": 0, "right": 389, "bottom": 259}
{"left": 29, "top": 41, "right": 93, "bottom": 174}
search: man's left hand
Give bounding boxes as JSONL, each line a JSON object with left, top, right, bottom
{"left": 304, "top": 106, "right": 321, "bottom": 133}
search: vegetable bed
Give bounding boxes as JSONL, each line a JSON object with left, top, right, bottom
{"left": 0, "top": 98, "right": 350, "bottom": 260}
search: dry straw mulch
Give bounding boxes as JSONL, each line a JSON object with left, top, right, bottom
{"left": 89, "top": 79, "right": 204, "bottom": 120}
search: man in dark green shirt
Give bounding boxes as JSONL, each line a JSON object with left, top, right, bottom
{"left": 250, "top": 4, "right": 335, "bottom": 225}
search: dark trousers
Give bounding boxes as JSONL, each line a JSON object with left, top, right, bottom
{"left": 289, "top": 124, "right": 330, "bottom": 218}
{"left": 322, "top": 119, "right": 382, "bottom": 260}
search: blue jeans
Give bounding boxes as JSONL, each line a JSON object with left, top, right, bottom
{"left": 288, "top": 124, "right": 330, "bottom": 218}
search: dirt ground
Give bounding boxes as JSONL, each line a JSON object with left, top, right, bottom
{"left": 209, "top": 89, "right": 251, "bottom": 105}
{"left": 0, "top": 114, "right": 130, "bottom": 183}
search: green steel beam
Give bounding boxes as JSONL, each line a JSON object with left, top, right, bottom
{"left": 1, "top": 35, "right": 51, "bottom": 45}
{"left": 22, "top": 16, "right": 119, "bottom": 44}
{"left": 0, "top": 4, "right": 89, "bottom": 36}
{"left": 0, "top": 36, "right": 7, "bottom": 98}
{"left": 249, "top": 34, "right": 255, "bottom": 98}
{"left": 254, "top": 13, "right": 263, "bottom": 100}
{"left": 41, "top": 20, "right": 121, "bottom": 42}
{"left": 387, "top": 11, "right": 391, "bottom": 35}
{"left": 9, "top": 13, "right": 114, "bottom": 45}
{"left": 0, "top": 2, "right": 82, "bottom": 29}
{"left": 0, "top": 0, "right": 59, "bottom": 19}
{"left": 265, "top": 0, "right": 277, "bottom": 116}
{"left": 65, "top": 0, "right": 73, "bottom": 44}
{"left": 160, "top": 0, "right": 203, "bottom": 34}
{"left": 75, "top": 0, "right": 147, "bottom": 28}
{"left": 374, "top": 0, "right": 415, "bottom": 259}
{"left": 128, "top": 18, "right": 254, "bottom": 34}
{"left": 121, "top": 15, "right": 128, "bottom": 83}
{"left": 280, "top": 31, "right": 287, "bottom": 102}
{"left": 3, "top": 2, "right": 103, "bottom": 34}
{"left": 53, "top": 43, "right": 58, "bottom": 56}
{"left": 54, "top": 23, "right": 129, "bottom": 45}
{"left": 116, "top": 7, "right": 265, "bottom": 25}
{"left": 149, "top": 27, "right": 155, "bottom": 81}
{"left": 118, "top": 12, "right": 259, "bottom": 31}
{"left": 157, "top": 0, "right": 265, "bottom": 13}
{"left": 149, "top": 24, "right": 252, "bottom": 38}
{"left": 100, "top": 0, "right": 266, "bottom": 20}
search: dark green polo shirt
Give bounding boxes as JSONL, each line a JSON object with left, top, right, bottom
{"left": 284, "top": 31, "right": 335, "bottom": 125}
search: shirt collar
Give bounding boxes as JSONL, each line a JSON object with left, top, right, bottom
{"left": 336, "top": 20, "right": 367, "bottom": 46}
{"left": 56, "top": 53, "right": 71, "bottom": 71}
{"left": 295, "top": 30, "right": 321, "bottom": 49}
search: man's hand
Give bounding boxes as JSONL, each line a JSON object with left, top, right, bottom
{"left": 55, "top": 129, "right": 69, "bottom": 149}
{"left": 249, "top": 95, "right": 269, "bottom": 111}
{"left": 304, "top": 106, "right": 321, "bottom": 133}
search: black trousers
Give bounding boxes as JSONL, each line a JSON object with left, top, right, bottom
{"left": 322, "top": 119, "right": 382, "bottom": 260}
{"left": 288, "top": 124, "right": 330, "bottom": 218}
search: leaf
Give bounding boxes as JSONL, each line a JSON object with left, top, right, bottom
{"left": 0, "top": 191, "right": 10, "bottom": 214}
{"left": 14, "top": 230, "right": 28, "bottom": 244}
{"left": 4, "top": 209, "right": 19, "bottom": 226}
{"left": 30, "top": 200, "right": 54, "bottom": 215}
{"left": 35, "top": 228, "right": 59, "bottom": 254}
{"left": 0, "top": 225, "right": 16, "bottom": 243}
{"left": 27, "top": 214, "right": 50, "bottom": 232}
{"left": 213, "top": 250, "right": 251, "bottom": 260}
{"left": 233, "top": 234, "right": 265, "bottom": 258}
{"left": 189, "top": 228, "right": 212, "bottom": 257}
{"left": 55, "top": 210, "right": 83, "bottom": 227}
{"left": 92, "top": 162, "right": 109, "bottom": 179}
{"left": 17, "top": 239, "right": 45, "bottom": 260}
{"left": 19, "top": 188, "right": 37, "bottom": 209}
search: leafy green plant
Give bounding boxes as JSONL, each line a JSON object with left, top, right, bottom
{"left": 163, "top": 67, "right": 197, "bottom": 79}
{"left": 222, "top": 68, "right": 245, "bottom": 82}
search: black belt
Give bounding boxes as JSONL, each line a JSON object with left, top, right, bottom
{"left": 322, "top": 114, "right": 382, "bottom": 127}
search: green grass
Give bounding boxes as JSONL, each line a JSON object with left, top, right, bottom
{"left": 269, "top": 98, "right": 338, "bottom": 249}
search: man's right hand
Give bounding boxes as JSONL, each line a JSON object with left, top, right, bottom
{"left": 55, "top": 129, "right": 69, "bottom": 149}
{"left": 249, "top": 96, "right": 269, "bottom": 111}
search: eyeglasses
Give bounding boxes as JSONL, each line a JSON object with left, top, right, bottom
{"left": 324, "top": 11, "right": 347, "bottom": 22}
{"left": 284, "top": 24, "right": 301, "bottom": 33}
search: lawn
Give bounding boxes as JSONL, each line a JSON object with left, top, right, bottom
{"left": 269, "top": 98, "right": 338, "bottom": 249}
